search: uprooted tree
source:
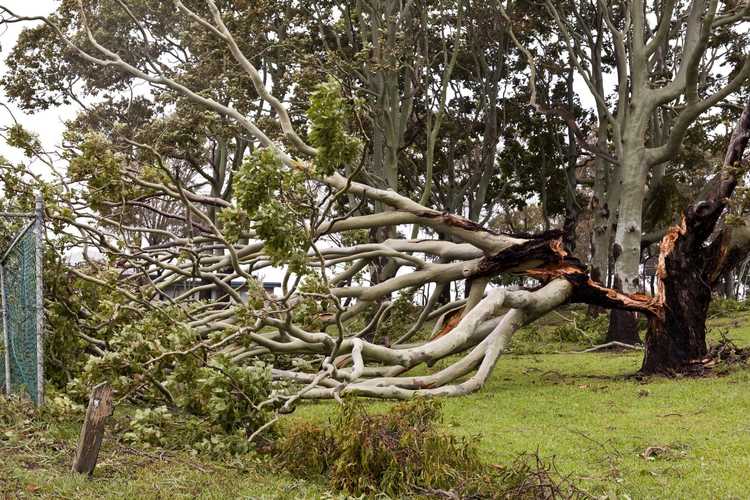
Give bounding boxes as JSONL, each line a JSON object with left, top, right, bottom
{"left": 0, "top": 0, "right": 749, "bottom": 425}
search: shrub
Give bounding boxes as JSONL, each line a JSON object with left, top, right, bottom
{"left": 328, "top": 399, "right": 482, "bottom": 496}
{"left": 513, "top": 309, "right": 610, "bottom": 353}
{"left": 550, "top": 311, "right": 609, "bottom": 344}
{"left": 276, "top": 399, "right": 587, "bottom": 498}
{"left": 708, "top": 297, "right": 750, "bottom": 317}
{"left": 274, "top": 421, "right": 337, "bottom": 476}
{"left": 277, "top": 399, "right": 486, "bottom": 496}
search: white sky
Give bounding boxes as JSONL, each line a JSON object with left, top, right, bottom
{"left": 0, "top": 1, "right": 73, "bottom": 166}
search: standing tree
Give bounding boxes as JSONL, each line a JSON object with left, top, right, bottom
{"left": 521, "top": 0, "right": 750, "bottom": 344}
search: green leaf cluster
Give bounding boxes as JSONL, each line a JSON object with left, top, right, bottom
{"left": 65, "top": 305, "right": 274, "bottom": 456}
{"left": 229, "top": 148, "right": 309, "bottom": 269}
{"left": 123, "top": 356, "right": 272, "bottom": 457}
{"left": 306, "top": 78, "right": 361, "bottom": 176}
{"left": 66, "top": 132, "right": 150, "bottom": 212}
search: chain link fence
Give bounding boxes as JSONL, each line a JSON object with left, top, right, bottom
{"left": 0, "top": 195, "right": 44, "bottom": 405}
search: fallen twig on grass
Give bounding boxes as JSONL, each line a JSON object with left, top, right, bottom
{"left": 574, "top": 341, "right": 644, "bottom": 353}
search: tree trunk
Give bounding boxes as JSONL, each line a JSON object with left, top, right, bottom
{"left": 606, "top": 146, "right": 647, "bottom": 344}
{"left": 641, "top": 225, "right": 709, "bottom": 373}
{"left": 607, "top": 310, "right": 641, "bottom": 345}
{"left": 641, "top": 99, "right": 750, "bottom": 374}
{"left": 588, "top": 146, "right": 610, "bottom": 318}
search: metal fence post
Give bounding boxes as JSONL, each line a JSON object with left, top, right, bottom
{"left": 35, "top": 194, "right": 44, "bottom": 406}
{"left": 1, "top": 265, "right": 9, "bottom": 395}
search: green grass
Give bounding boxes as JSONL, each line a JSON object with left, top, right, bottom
{"left": 0, "top": 403, "right": 328, "bottom": 498}
{"left": 295, "top": 311, "right": 750, "bottom": 499}
{"left": 4, "top": 310, "right": 750, "bottom": 498}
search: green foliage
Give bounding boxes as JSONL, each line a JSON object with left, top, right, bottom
{"left": 116, "top": 351, "right": 273, "bottom": 457}
{"left": 306, "top": 78, "right": 361, "bottom": 176}
{"left": 377, "top": 288, "right": 419, "bottom": 340}
{"left": 166, "top": 356, "right": 271, "bottom": 435}
{"left": 277, "top": 399, "right": 503, "bottom": 497}
{"left": 275, "top": 421, "right": 337, "bottom": 476}
{"left": 254, "top": 200, "right": 308, "bottom": 270}
{"left": 66, "top": 132, "right": 150, "bottom": 212}
{"left": 5, "top": 124, "right": 41, "bottom": 157}
{"left": 327, "top": 399, "right": 482, "bottom": 496}
{"left": 708, "top": 297, "right": 750, "bottom": 317}
{"left": 512, "top": 309, "right": 609, "bottom": 353}
{"left": 234, "top": 148, "right": 286, "bottom": 215}
{"left": 292, "top": 273, "right": 332, "bottom": 331}
{"left": 64, "top": 306, "right": 274, "bottom": 457}
{"left": 230, "top": 148, "right": 310, "bottom": 269}
{"left": 216, "top": 206, "right": 249, "bottom": 244}
{"left": 43, "top": 261, "right": 135, "bottom": 389}
{"left": 121, "top": 404, "right": 255, "bottom": 458}
{"left": 550, "top": 311, "right": 609, "bottom": 344}
{"left": 69, "top": 306, "right": 196, "bottom": 400}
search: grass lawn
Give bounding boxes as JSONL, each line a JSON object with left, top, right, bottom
{"left": 0, "top": 411, "right": 328, "bottom": 499}
{"left": 3, "top": 309, "right": 750, "bottom": 498}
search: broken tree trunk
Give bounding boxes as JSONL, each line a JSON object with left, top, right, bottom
{"left": 72, "top": 383, "right": 114, "bottom": 476}
{"left": 641, "top": 100, "right": 750, "bottom": 374}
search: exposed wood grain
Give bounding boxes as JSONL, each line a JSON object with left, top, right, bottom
{"left": 72, "top": 383, "right": 114, "bottom": 476}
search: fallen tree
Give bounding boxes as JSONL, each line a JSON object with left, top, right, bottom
{"left": 0, "top": 2, "right": 748, "bottom": 416}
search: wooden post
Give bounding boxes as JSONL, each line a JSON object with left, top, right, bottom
{"left": 72, "top": 383, "right": 114, "bottom": 476}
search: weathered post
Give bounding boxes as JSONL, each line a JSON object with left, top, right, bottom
{"left": 72, "top": 383, "right": 114, "bottom": 476}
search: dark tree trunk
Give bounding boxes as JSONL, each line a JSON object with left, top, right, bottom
{"left": 641, "top": 100, "right": 750, "bottom": 374}
{"left": 586, "top": 265, "right": 607, "bottom": 318}
{"left": 641, "top": 227, "right": 710, "bottom": 373}
{"left": 607, "top": 310, "right": 641, "bottom": 345}
{"left": 604, "top": 247, "right": 641, "bottom": 343}
{"left": 605, "top": 261, "right": 642, "bottom": 344}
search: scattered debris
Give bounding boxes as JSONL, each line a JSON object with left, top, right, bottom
{"left": 574, "top": 341, "right": 644, "bottom": 353}
{"left": 641, "top": 446, "right": 670, "bottom": 460}
{"left": 706, "top": 332, "right": 750, "bottom": 366}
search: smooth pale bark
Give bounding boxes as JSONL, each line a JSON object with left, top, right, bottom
{"left": 608, "top": 145, "right": 648, "bottom": 344}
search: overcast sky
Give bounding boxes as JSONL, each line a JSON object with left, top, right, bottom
{"left": 0, "top": 0, "right": 73, "bottom": 166}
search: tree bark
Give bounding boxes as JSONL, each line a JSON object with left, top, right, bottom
{"left": 641, "top": 223, "right": 710, "bottom": 373}
{"left": 606, "top": 146, "right": 648, "bottom": 344}
{"left": 642, "top": 99, "right": 750, "bottom": 374}
{"left": 72, "top": 383, "right": 114, "bottom": 476}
